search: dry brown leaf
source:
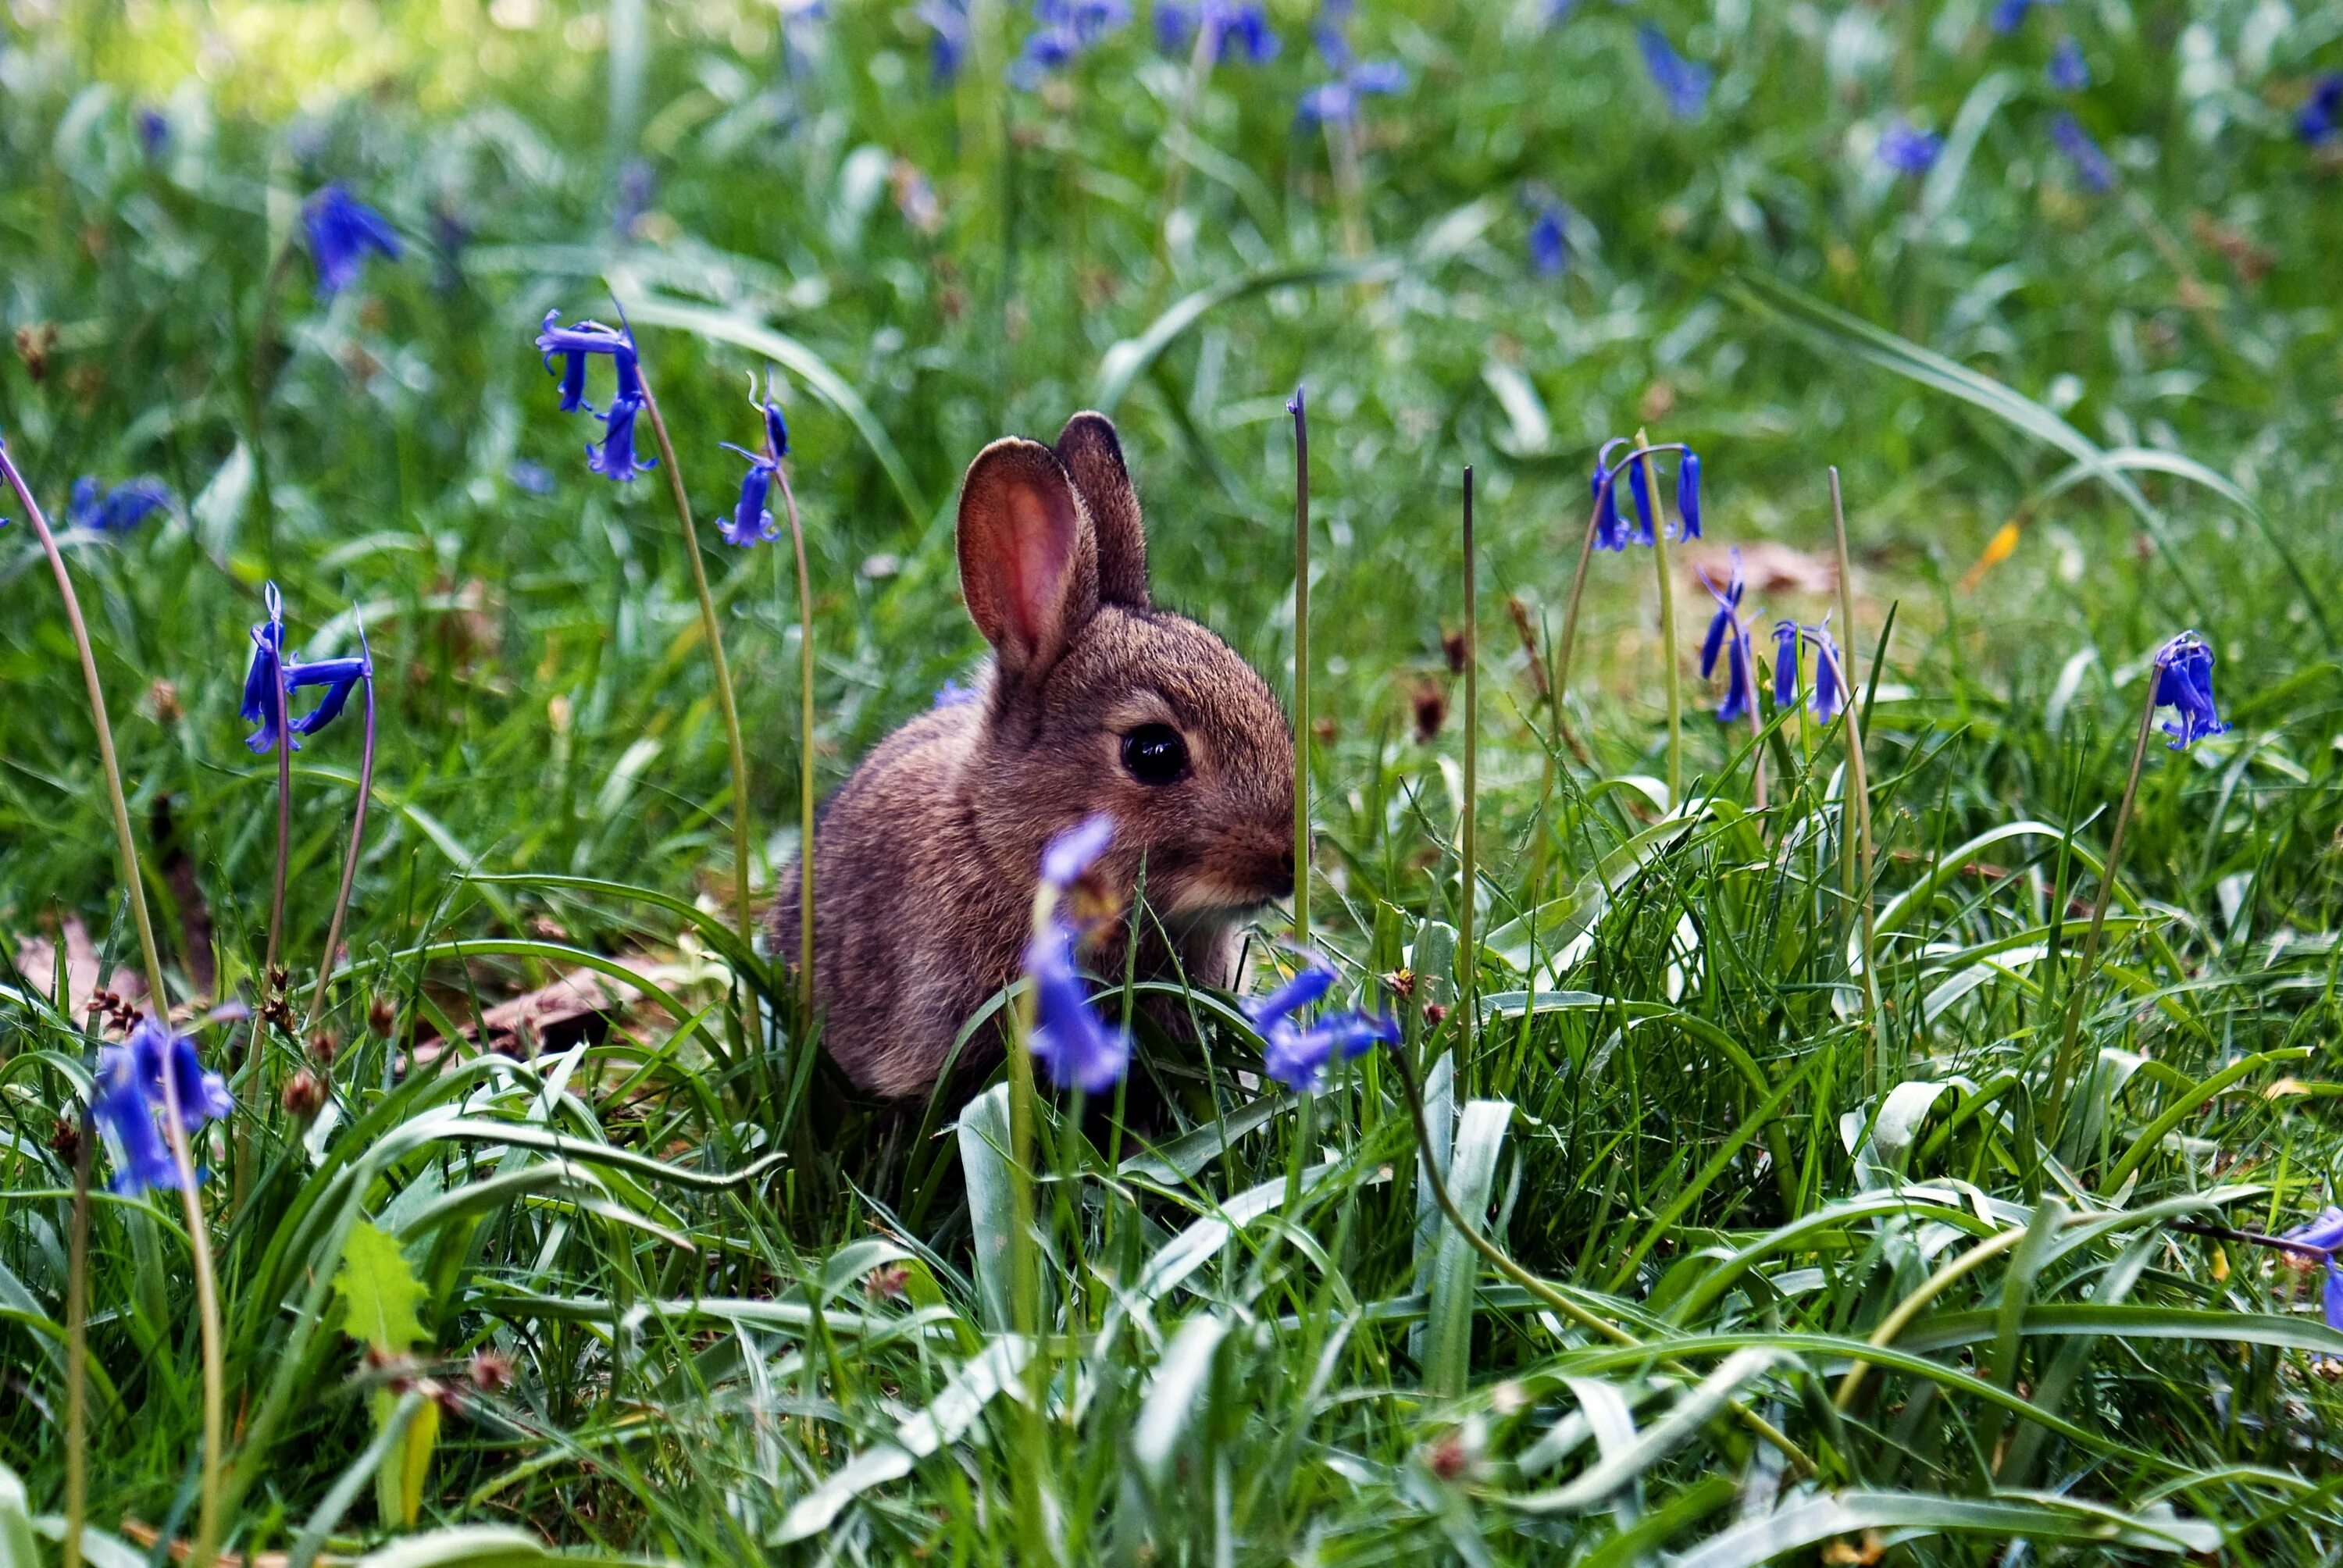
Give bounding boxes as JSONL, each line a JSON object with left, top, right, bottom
{"left": 12, "top": 914, "right": 145, "bottom": 1016}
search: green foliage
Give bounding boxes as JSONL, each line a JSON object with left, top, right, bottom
{"left": 334, "top": 1221, "right": 430, "bottom": 1358}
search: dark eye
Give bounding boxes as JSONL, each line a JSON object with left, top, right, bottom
{"left": 1121, "top": 723, "right": 1189, "bottom": 786}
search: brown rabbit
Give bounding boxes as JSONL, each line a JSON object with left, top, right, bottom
{"left": 774, "top": 413, "right": 1295, "bottom": 1100}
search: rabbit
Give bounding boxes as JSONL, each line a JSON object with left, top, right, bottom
{"left": 774, "top": 412, "right": 1295, "bottom": 1100}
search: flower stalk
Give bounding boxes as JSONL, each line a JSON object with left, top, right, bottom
{"left": 1457, "top": 466, "right": 1478, "bottom": 1073}
{"left": 0, "top": 440, "right": 227, "bottom": 1568}
{"left": 775, "top": 460, "right": 817, "bottom": 1022}
{"left": 303, "top": 625, "right": 377, "bottom": 1033}
{"left": 1635, "top": 428, "right": 1685, "bottom": 807}
{"left": 1290, "top": 386, "right": 1311, "bottom": 944}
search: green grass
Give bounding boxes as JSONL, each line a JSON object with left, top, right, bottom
{"left": 6, "top": 0, "right": 2343, "bottom": 1563}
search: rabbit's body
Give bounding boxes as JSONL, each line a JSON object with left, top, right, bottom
{"left": 777, "top": 414, "right": 1293, "bottom": 1100}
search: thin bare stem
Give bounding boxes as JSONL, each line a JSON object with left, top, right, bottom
{"left": 1292, "top": 387, "right": 1311, "bottom": 945}
{"left": 775, "top": 463, "right": 816, "bottom": 1021}
{"left": 2047, "top": 669, "right": 2162, "bottom": 1136}
{"left": 63, "top": 1114, "right": 91, "bottom": 1568}
{"left": 1817, "top": 641, "right": 1883, "bottom": 1029}
{"left": 0, "top": 444, "right": 226, "bottom": 1568}
{"left": 1634, "top": 431, "right": 1682, "bottom": 807}
{"left": 1827, "top": 471, "right": 1881, "bottom": 1069}
{"left": 637, "top": 380, "right": 757, "bottom": 948}
{"left": 1458, "top": 467, "right": 1477, "bottom": 1076}
{"left": 303, "top": 647, "right": 377, "bottom": 1033}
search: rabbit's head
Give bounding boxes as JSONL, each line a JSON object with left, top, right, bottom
{"left": 954, "top": 413, "right": 1295, "bottom": 927}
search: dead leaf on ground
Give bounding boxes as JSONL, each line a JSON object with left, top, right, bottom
{"left": 10, "top": 914, "right": 146, "bottom": 1016}
{"left": 1679, "top": 540, "right": 1839, "bottom": 600}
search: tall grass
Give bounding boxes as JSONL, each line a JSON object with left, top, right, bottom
{"left": 5, "top": 1, "right": 2343, "bottom": 1564}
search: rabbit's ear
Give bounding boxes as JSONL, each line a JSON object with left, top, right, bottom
{"left": 1053, "top": 412, "right": 1148, "bottom": 608}
{"left": 958, "top": 438, "right": 1100, "bottom": 681}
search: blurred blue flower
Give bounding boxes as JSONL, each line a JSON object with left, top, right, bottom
{"left": 2151, "top": 631, "right": 2230, "bottom": 750}
{"left": 533, "top": 311, "right": 643, "bottom": 413}
{"left": 136, "top": 108, "right": 169, "bottom": 159}
{"left": 2050, "top": 112, "right": 2114, "bottom": 191}
{"left": 509, "top": 459, "right": 555, "bottom": 494}
{"left": 1772, "top": 618, "right": 1800, "bottom": 710}
{"left": 1025, "top": 917, "right": 1132, "bottom": 1092}
{"left": 1242, "top": 950, "right": 1398, "bottom": 1092}
{"left": 720, "top": 449, "right": 780, "bottom": 547}
{"left": 1042, "top": 813, "right": 1115, "bottom": 889}
{"left": 1878, "top": 118, "right": 1942, "bottom": 176}
{"left": 92, "top": 1017, "right": 233, "bottom": 1194}
{"left": 2300, "top": 73, "right": 2343, "bottom": 145}
{"left": 1158, "top": 0, "right": 1278, "bottom": 62}
{"left": 1296, "top": 59, "right": 1407, "bottom": 125}
{"left": 1809, "top": 623, "right": 1845, "bottom": 720}
{"left": 1011, "top": 0, "right": 1131, "bottom": 87}
{"left": 1527, "top": 199, "right": 1569, "bottom": 277}
{"left": 2047, "top": 36, "right": 2089, "bottom": 90}
{"left": 68, "top": 476, "right": 170, "bottom": 533}
{"left": 301, "top": 184, "right": 401, "bottom": 296}
{"left": 1638, "top": 24, "right": 1710, "bottom": 119}
{"left": 1675, "top": 451, "right": 1703, "bottom": 540}
{"left": 761, "top": 395, "right": 790, "bottom": 460}
{"left": 1699, "top": 552, "right": 1754, "bottom": 724}
{"left": 241, "top": 584, "right": 291, "bottom": 754}
{"left": 2282, "top": 1207, "right": 2343, "bottom": 1330}
{"left": 918, "top": 0, "right": 970, "bottom": 82}
{"left": 1988, "top": 0, "right": 2048, "bottom": 34}
{"left": 934, "top": 677, "right": 979, "bottom": 707}
{"left": 613, "top": 159, "right": 655, "bottom": 239}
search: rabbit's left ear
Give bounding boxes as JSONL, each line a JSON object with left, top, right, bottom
{"left": 958, "top": 438, "right": 1100, "bottom": 682}
{"left": 1054, "top": 412, "right": 1148, "bottom": 609}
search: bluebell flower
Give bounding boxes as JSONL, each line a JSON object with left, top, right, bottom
{"left": 1638, "top": 24, "right": 1710, "bottom": 120}
{"left": 1624, "top": 449, "right": 1659, "bottom": 544}
{"left": 1809, "top": 623, "right": 1845, "bottom": 720}
{"left": 287, "top": 654, "right": 370, "bottom": 739}
{"left": 301, "top": 184, "right": 401, "bottom": 296}
{"left": 2151, "top": 631, "right": 2231, "bottom": 750}
{"left": 136, "top": 108, "right": 169, "bottom": 159}
{"left": 1988, "top": 0, "right": 2043, "bottom": 34}
{"left": 587, "top": 395, "right": 655, "bottom": 483}
{"left": 534, "top": 311, "right": 644, "bottom": 413}
{"left": 1772, "top": 618, "right": 1800, "bottom": 711}
{"left": 1527, "top": 200, "right": 1568, "bottom": 278}
{"left": 91, "top": 1017, "right": 233, "bottom": 1195}
{"left": 1241, "top": 950, "right": 1399, "bottom": 1093}
{"left": 1699, "top": 552, "right": 1755, "bottom": 722}
{"left": 1675, "top": 451, "right": 1703, "bottom": 540}
{"left": 1042, "top": 813, "right": 1116, "bottom": 889}
{"left": 1296, "top": 59, "right": 1407, "bottom": 126}
{"left": 68, "top": 476, "right": 171, "bottom": 533}
{"left": 2282, "top": 1207, "right": 2343, "bottom": 1330}
{"left": 2047, "top": 36, "right": 2089, "bottom": 90}
{"left": 762, "top": 395, "right": 790, "bottom": 461}
{"left": 918, "top": 0, "right": 971, "bottom": 83}
{"left": 934, "top": 677, "right": 979, "bottom": 707}
{"left": 2299, "top": 73, "right": 2343, "bottom": 145}
{"left": 1158, "top": 0, "right": 1278, "bottom": 62}
{"left": 613, "top": 159, "right": 655, "bottom": 239}
{"left": 241, "top": 584, "right": 291, "bottom": 754}
{"left": 1025, "top": 918, "right": 1132, "bottom": 1092}
{"left": 1011, "top": 0, "right": 1131, "bottom": 87}
{"left": 1878, "top": 118, "right": 1942, "bottom": 176}
{"left": 2050, "top": 112, "right": 2114, "bottom": 191}
{"left": 1591, "top": 438, "right": 1630, "bottom": 551}
{"left": 720, "top": 448, "right": 781, "bottom": 547}
{"left": 509, "top": 459, "right": 555, "bottom": 494}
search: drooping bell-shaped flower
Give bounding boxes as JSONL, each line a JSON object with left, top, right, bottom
{"left": 302, "top": 184, "right": 402, "bottom": 296}
{"left": 1674, "top": 451, "right": 1703, "bottom": 540}
{"left": 2151, "top": 631, "right": 2231, "bottom": 750}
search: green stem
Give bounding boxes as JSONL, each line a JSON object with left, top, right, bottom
{"left": 1458, "top": 467, "right": 1477, "bottom": 1078}
{"left": 2046, "top": 668, "right": 2162, "bottom": 1138}
{"left": 637, "top": 380, "right": 757, "bottom": 949}
{"left": 776, "top": 465, "right": 816, "bottom": 1023}
{"left": 0, "top": 444, "right": 225, "bottom": 1568}
{"left": 303, "top": 650, "right": 378, "bottom": 1034}
{"left": 1826, "top": 471, "right": 1882, "bottom": 1069}
{"left": 63, "top": 1117, "right": 91, "bottom": 1568}
{"left": 1291, "top": 387, "right": 1310, "bottom": 945}
{"left": 1635, "top": 429, "right": 1682, "bottom": 808}
{"left": 1008, "top": 894, "right": 1055, "bottom": 1566}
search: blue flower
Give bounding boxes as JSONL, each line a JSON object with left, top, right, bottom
{"left": 1042, "top": 813, "right": 1115, "bottom": 889}
{"left": 509, "top": 459, "right": 555, "bottom": 494}
{"left": 2050, "top": 112, "right": 2114, "bottom": 191}
{"left": 1527, "top": 200, "right": 1568, "bottom": 278}
{"left": 934, "top": 677, "right": 980, "bottom": 707}
{"left": 918, "top": 0, "right": 971, "bottom": 82}
{"left": 287, "top": 654, "right": 370, "bottom": 739}
{"left": 1675, "top": 451, "right": 1703, "bottom": 540}
{"left": 720, "top": 449, "right": 780, "bottom": 547}
{"left": 1988, "top": 0, "right": 2045, "bottom": 34}
{"left": 761, "top": 396, "right": 790, "bottom": 460}
{"left": 1025, "top": 918, "right": 1132, "bottom": 1092}
{"left": 1699, "top": 552, "right": 1755, "bottom": 723}
{"left": 587, "top": 395, "right": 655, "bottom": 483}
{"left": 2047, "top": 36, "right": 2089, "bottom": 90}
{"left": 1878, "top": 118, "right": 1942, "bottom": 176}
{"left": 136, "top": 108, "right": 170, "bottom": 159}
{"left": 1809, "top": 623, "right": 1845, "bottom": 720}
{"left": 2282, "top": 1207, "right": 2343, "bottom": 1330}
{"left": 1011, "top": 0, "right": 1131, "bottom": 86}
{"left": 68, "top": 476, "right": 171, "bottom": 533}
{"left": 2299, "top": 73, "right": 2343, "bottom": 145}
{"left": 1772, "top": 618, "right": 1800, "bottom": 711}
{"left": 1296, "top": 59, "right": 1407, "bottom": 126}
{"left": 301, "top": 184, "right": 401, "bottom": 296}
{"left": 1624, "top": 450, "right": 1659, "bottom": 544}
{"left": 1242, "top": 950, "right": 1399, "bottom": 1092}
{"left": 2151, "top": 631, "right": 2231, "bottom": 750}
{"left": 1638, "top": 24, "right": 1711, "bottom": 120}
{"left": 1591, "top": 438, "right": 1630, "bottom": 551}
{"left": 534, "top": 311, "right": 644, "bottom": 415}
{"left": 241, "top": 585, "right": 291, "bottom": 754}
{"left": 91, "top": 1017, "right": 233, "bottom": 1195}
{"left": 1158, "top": 0, "right": 1278, "bottom": 62}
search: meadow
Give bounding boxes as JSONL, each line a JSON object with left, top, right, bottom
{"left": 4, "top": 0, "right": 2343, "bottom": 1562}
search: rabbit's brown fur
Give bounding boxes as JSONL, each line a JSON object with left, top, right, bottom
{"left": 776, "top": 413, "right": 1294, "bottom": 1099}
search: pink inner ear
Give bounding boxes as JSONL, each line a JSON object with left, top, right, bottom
{"left": 1006, "top": 490, "right": 1070, "bottom": 652}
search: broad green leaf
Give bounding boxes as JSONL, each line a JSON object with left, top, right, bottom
{"left": 1133, "top": 1313, "right": 1232, "bottom": 1486}
{"left": 1667, "top": 1488, "right": 2219, "bottom": 1566}
{"left": 334, "top": 1219, "right": 429, "bottom": 1355}
{"left": 1423, "top": 1098, "right": 1513, "bottom": 1398}
{"left": 956, "top": 1085, "right": 1017, "bottom": 1333}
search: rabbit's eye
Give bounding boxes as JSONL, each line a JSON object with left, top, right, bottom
{"left": 1121, "top": 724, "right": 1189, "bottom": 786}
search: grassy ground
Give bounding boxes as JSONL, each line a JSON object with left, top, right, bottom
{"left": 5, "top": 0, "right": 2343, "bottom": 1563}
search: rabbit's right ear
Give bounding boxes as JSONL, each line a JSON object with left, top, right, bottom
{"left": 958, "top": 438, "right": 1100, "bottom": 682}
{"left": 1053, "top": 412, "right": 1148, "bottom": 608}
